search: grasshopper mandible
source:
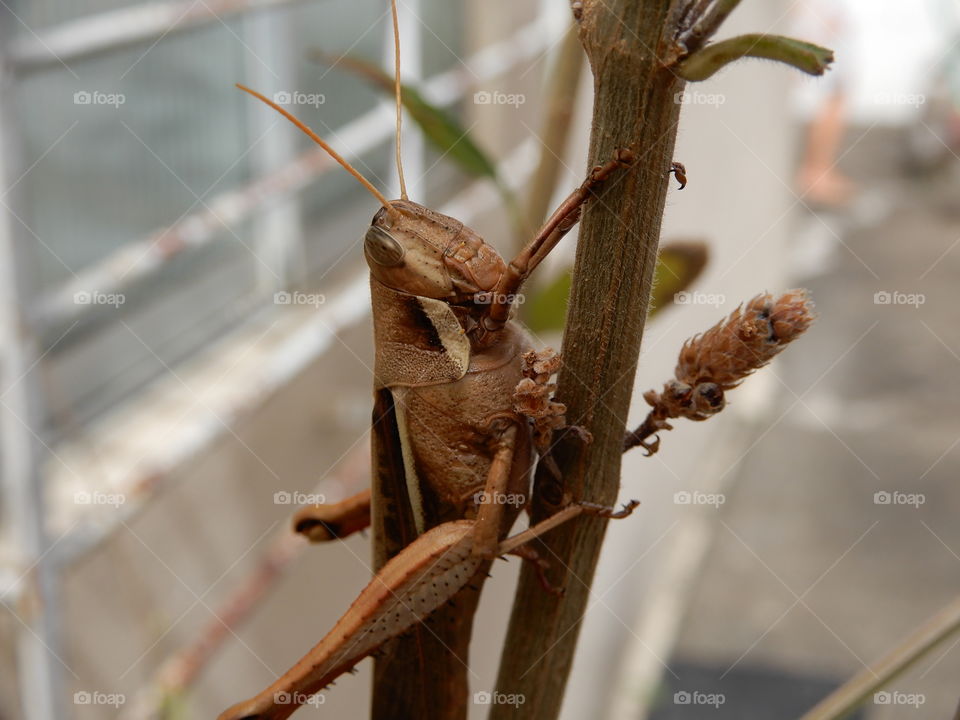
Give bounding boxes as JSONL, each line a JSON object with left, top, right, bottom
{"left": 219, "top": 3, "right": 677, "bottom": 718}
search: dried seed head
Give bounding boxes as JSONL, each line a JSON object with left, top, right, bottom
{"left": 625, "top": 290, "right": 814, "bottom": 455}
{"left": 675, "top": 289, "right": 815, "bottom": 390}
{"left": 691, "top": 381, "right": 725, "bottom": 417}
{"left": 522, "top": 348, "right": 562, "bottom": 384}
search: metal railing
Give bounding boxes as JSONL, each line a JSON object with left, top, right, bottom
{"left": 0, "top": 1, "right": 566, "bottom": 718}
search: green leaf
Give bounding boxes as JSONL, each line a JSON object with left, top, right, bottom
{"left": 158, "top": 690, "right": 189, "bottom": 720}
{"left": 311, "top": 52, "right": 521, "bottom": 222}
{"left": 650, "top": 240, "right": 709, "bottom": 313}
{"left": 679, "top": 34, "right": 834, "bottom": 82}
{"left": 522, "top": 241, "right": 709, "bottom": 333}
{"left": 522, "top": 270, "right": 573, "bottom": 334}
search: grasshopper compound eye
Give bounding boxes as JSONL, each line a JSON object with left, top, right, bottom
{"left": 364, "top": 225, "right": 406, "bottom": 267}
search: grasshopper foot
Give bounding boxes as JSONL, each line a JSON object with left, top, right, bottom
{"left": 623, "top": 410, "right": 673, "bottom": 457}
{"left": 508, "top": 544, "right": 565, "bottom": 597}
{"left": 292, "top": 489, "right": 371, "bottom": 543}
{"left": 578, "top": 499, "right": 641, "bottom": 519}
{"left": 624, "top": 432, "right": 660, "bottom": 457}
{"left": 670, "top": 161, "right": 687, "bottom": 189}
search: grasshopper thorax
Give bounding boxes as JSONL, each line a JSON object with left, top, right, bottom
{"left": 365, "top": 200, "right": 507, "bottom": 305}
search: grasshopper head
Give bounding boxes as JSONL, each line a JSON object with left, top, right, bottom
{"left": 365, "top": 200, "right": 506, "bottom": 304}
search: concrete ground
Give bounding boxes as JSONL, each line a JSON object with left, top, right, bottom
{"left": 648, "top": 125, "right": 960, "bottom": 718}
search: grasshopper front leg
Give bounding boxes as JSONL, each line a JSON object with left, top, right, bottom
{"left": 482, "top": 150, "right": 686, "bottom": 333}
{"left": 483, "top": 150, "right": 636, "bottom": 331}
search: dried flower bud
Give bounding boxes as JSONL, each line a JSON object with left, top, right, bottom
{"left": 625, "top": 290, "right": 814, "bottom": 455}
{"left": 521, "top": 348, "right": 561, "bottom": 384}
{"left": 516, "top": 348, "right": 567, "bottom": 452}
{"left": 674, "top": 290, "right": 814, "bottom": 390}
{"left": 691, "top": 382, "right": 725, "bottom": 418}
{"left": 675, "top": 289, "right": 815, "bottom": 390}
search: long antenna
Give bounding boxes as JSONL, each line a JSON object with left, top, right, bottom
{"left": 391, "top": 0, "right": 408, "bottom": 200}
{"left": 235, "top": 83, "right": 399, "bottom": 217}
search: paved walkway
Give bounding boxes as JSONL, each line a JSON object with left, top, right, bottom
{"left": 651, "top": 126, "right": 960, "bottom": 718}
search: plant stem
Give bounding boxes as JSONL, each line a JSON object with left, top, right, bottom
{"left": 491, "top": 2, "right": 684, "bottom": 718}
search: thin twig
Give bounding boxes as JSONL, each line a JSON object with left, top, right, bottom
{"left": 799, "top": 593, "right": 960, "bottom": 720}
{"left": 120, "top": 445, "right": 370, "bottom": 720}
{"left": 516, "top": 22, "right": 585, "bottom": 251}
{"left": 681, "top": 0, "right": 742, "bottom": 54}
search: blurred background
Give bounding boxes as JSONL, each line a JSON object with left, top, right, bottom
{"left": 0, "top": 0, "right": 958, "bottom": 718}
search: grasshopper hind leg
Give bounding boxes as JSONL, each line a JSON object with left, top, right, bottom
{"left": 293, "top": 488, "right": 372, "bottom": 542}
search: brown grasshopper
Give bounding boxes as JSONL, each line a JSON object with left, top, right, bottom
{"left": 219, "top": 4, "right": 680, "bottom": 718}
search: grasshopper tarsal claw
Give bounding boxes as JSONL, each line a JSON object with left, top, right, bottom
{"left": 670, "top": 161, "right": 687, "bottom": 189}
{"left": 292, "top": 489, "right": 372, "bottom": 543}
{"left": 639, "top": 436, "right": 660, "bottom": 457}
{"left": 508, "top": 545, "right": 565, "bottom": 597}
{"left": 623, "top": 412, "right": 671, "bottom": 456}
{"left": 578, "top": 499, "right": 641, "bottom": 519}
